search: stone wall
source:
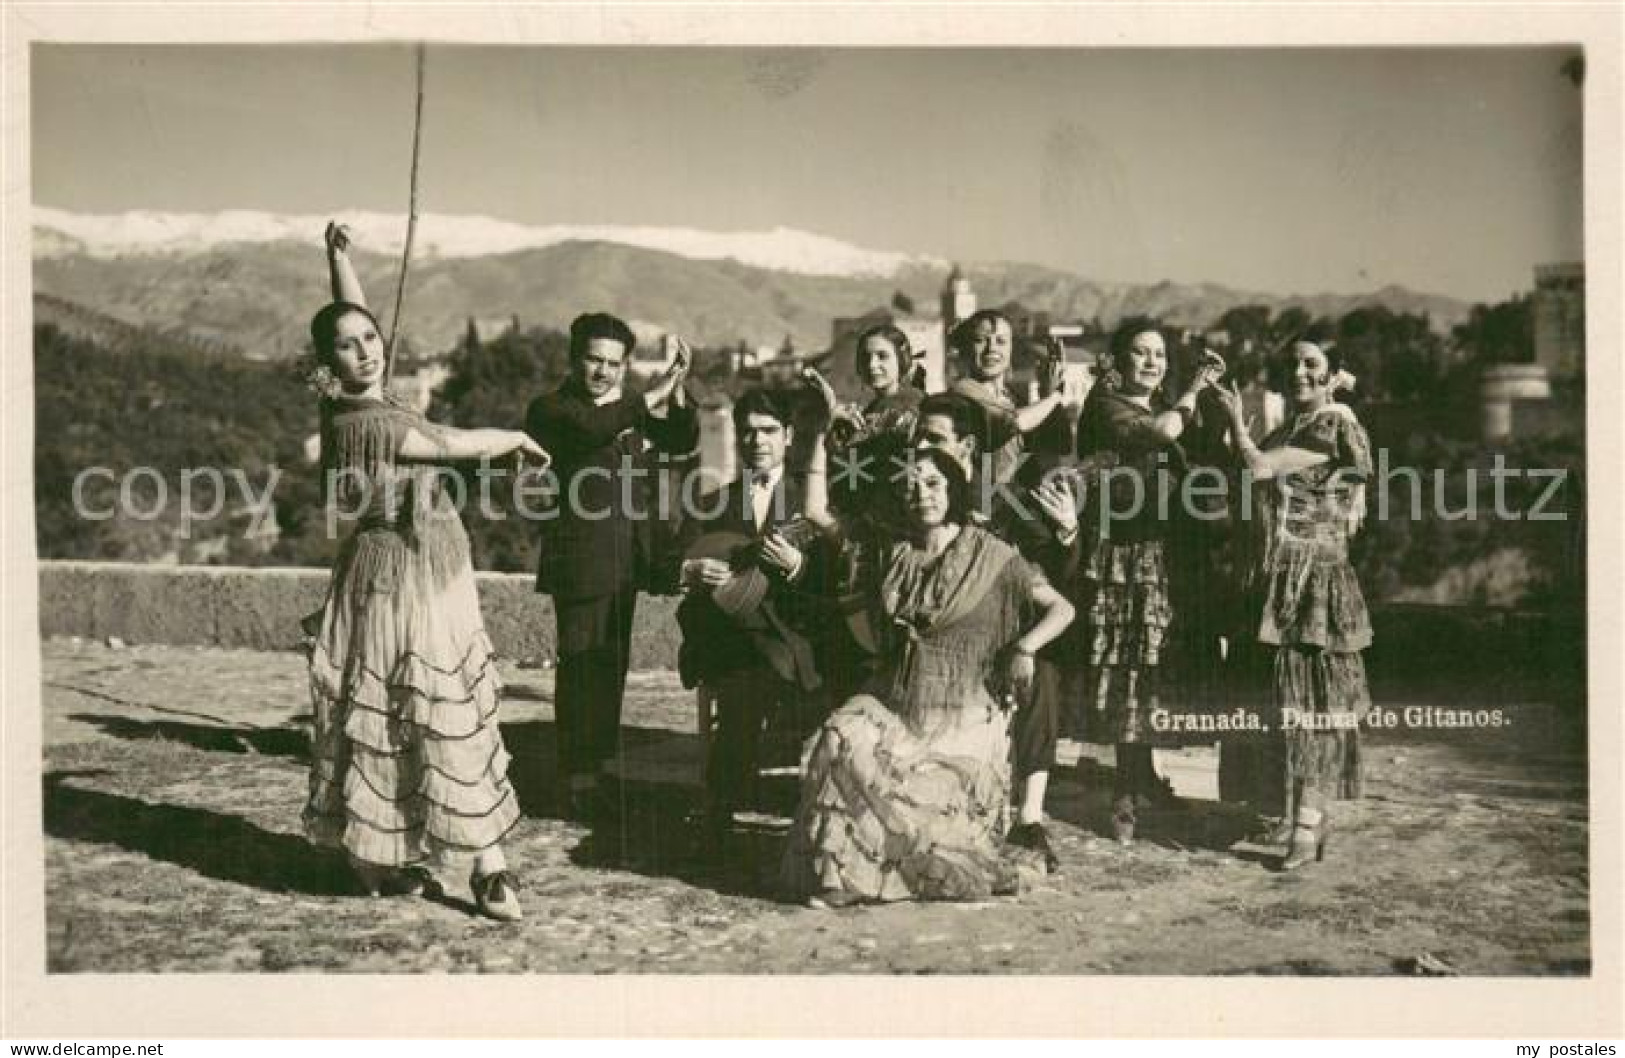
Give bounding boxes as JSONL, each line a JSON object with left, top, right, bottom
{"left": 38, "top": 561, "right": 684, "bottom": 669}
{"left": 37, "top": 562, "right": 1584, "bottom": 695}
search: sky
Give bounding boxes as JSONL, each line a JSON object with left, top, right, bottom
{"left": 31, "top": 43, "right": 1585, "bottom": 303}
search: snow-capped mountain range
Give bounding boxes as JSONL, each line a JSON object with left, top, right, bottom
{"left": 32, "top": 206, "right": 1474, "bottom": 361}
{"left": 32, "top": 206, "right": 941, "bottom": 278}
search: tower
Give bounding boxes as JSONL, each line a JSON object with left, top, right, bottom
{"left": 1532, "top": 262, "right": 1584, "bottom": 379}
{"left": 940, "top": 264, "right": 977, "bottom": 337}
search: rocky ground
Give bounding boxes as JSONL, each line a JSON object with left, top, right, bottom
{"left": 38, "top": 640, "right": 1589, "bottom": 974}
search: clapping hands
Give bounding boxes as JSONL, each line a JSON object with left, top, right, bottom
{"left": 662, "top": 334, "right": 691, "bottom": 377}
{"left": 645, "top": 335, "right": 691, "bottom": 411}
{"left": 1194, "top": 348, "right": 1227, "bottom": 389}
{"left": 1032, "top": 475, "right": 1079, "bottom": 540}
{"left": 1209, "top": 380, "right": 1252, "bottom": 433}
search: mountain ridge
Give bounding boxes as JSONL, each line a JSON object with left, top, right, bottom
{"left": 32, "top": 210, "right": 1474, "bottom": 360}
{"left": 32, "top": 206, "right": 940, "bottom": 278}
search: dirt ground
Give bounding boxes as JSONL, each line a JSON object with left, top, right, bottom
{"left": 38, "top": 639, "right": 1589, "bottom": 975}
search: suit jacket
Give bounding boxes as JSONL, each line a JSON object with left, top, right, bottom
{"left": 525, "top": 380, "right": 699, "bottom": 601}
{"left": 672, "top": 471, "right": 831, "bottom": 689}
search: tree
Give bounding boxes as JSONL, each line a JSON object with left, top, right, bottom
{"left": 1327, "top": 305, "right": 1445, "bottom": 403}
{"left": 32, "top": 322, "right": 321, "bottom": 565}
{"left": 1452, "top": 295, "right": 1534, "bottom": 367}
{"left": 1214, "top": 304, "right": 1273, "bottom": 349}
{"left": 1269, "top": 306, "right": 1312, "bottom": 348}
{"left": 430, "top": 326, "right": 572, "bottom": 572}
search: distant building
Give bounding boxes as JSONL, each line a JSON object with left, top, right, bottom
{"left": 1478, "top": 262, "right": 1584, "bottom": 442}
{"left": 996, "top": 301, "right": 1055, "bottom": 341}
{"left": 941, "top": 264, "right": 977, "bottom": 337}
{"left": 1532, "top": 262, "right": 1584, "bottom": 379}
{"left": 626, "top": 341, "right": 678, "bottom": 380}
{"left": 1479, "top": 364, "right": 1553, "bottom": 442}
{"left": 735, "top": 335, "right": 831, "bottom": 388}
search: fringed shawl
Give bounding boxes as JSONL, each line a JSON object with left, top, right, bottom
{"left": 874, "top": 525, "right": 1039, "bottom": 737}
{"left": 321, "top": 396, "right": 414, "bottom": 507}
{"left": 320, "top": 396, "right": 471, "bottom": 589}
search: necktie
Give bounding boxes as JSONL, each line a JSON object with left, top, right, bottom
{"left": 751, "top": 478, "right": 773, "bottom": 531}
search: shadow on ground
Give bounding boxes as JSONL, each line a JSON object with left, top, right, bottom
{"left": 530, "top": 721, "right": 805, "bottom": 900}
{"left": 1049, "top": 756, "right": 1274, "bottom": 860}
{"left": 68, "top": 713, "right": 310, "bottom": 760}
{"left": 43, "top": 769, "right": 354, "bottom": 896}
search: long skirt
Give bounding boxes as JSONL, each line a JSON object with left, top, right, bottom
{"left": 1080, "top": 539, "right": 1172, "bottom": 744}
{"left": 782, "top": 695, "right": 1018, "bottom": 902}
{"left": 304, "top": 529, "right": 520, "bottom": 866}
{"left": 1219, "top": 644, "right": 1370, "bottom": 814}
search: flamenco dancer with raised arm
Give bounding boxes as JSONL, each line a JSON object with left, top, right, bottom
{"left": 947, "top": 309, "right": 1072, "bottom": 489}
{"left": 1074, "top": 326, "right": 1224, "bottom": 846}
{"left": 1210, "top": 342, "right": 1374, "bottom": 870}
{"left": 302, "top": 223, "right": 549, "bottom": 922}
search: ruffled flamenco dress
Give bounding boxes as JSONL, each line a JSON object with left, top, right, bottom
{"left": 302, "top": 397, "right": 520, "bottom": 867}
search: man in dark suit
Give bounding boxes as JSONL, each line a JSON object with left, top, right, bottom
{"left": 524, "top": 314, "right": 698, "bottom": 818}
{"left": 673, "top": 387, "right": 827, "bottom": 845}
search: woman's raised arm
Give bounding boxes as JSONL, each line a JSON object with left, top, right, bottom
{"left": 799, "top": 368, "right": 841, "bottom": 531}
{"left": 326, "top": 222, "right": 368, "bottom": 307}
{"left": 1209, "top": 382, "right": 1331, "bottom": 480}
{"left": 398, "top": 426, "right": 550, "bottom": 467}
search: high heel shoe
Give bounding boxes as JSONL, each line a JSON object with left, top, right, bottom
{"left": 806, "top": 888, "right": 866, "bottom": 910}
{"left": 470, "top": 868, "right": 524, "bottom": 922}
{"left": 1254, "top": 817, "right": 1294, "bottom": 846}
{"left": 1112, "top": 796, "right": 1137, "bottom": 846}
{"left": 372, "top": 866, "right": 443, "bottom": 898}
{"left": 1280, "top": 818, "right": 1331, "bottom": 871}
{"left": 1005, "top": 822, "right": 1062, "bottom": 874}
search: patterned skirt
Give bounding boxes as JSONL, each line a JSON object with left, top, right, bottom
{"left": 1220, "top": 542, "right": 1373, "bottom": 810}
{"left": 1219, "top": 646, "right": 1369, "bottom": 811}
{"left": 781, "top": 695, "right": 1017, "bottom": 903}
{"left": 1275, "top": 647, "right": 1369, "bottom": 799}
{"left": 304, "top": 527, "right": 520, "bottom": 866}
{"left": 1080, "top": 538, "right": 1173, "bottom": 744}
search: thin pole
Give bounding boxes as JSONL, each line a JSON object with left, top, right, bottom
{"left": 384, "top": 42, "right": 427, "bottom": 384}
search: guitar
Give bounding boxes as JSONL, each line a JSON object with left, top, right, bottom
{"left": 682, "top": 514, "right": 832, "bottom": 691}
{"left": 682, "top": 513, "right": 827, "bottom": 576}
{"left": 682, "top": 510, "right": 904, "bottom": 682}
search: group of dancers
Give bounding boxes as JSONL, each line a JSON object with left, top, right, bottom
{"left": 299, "top": 222, "right": 1374, "bottom": 922}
